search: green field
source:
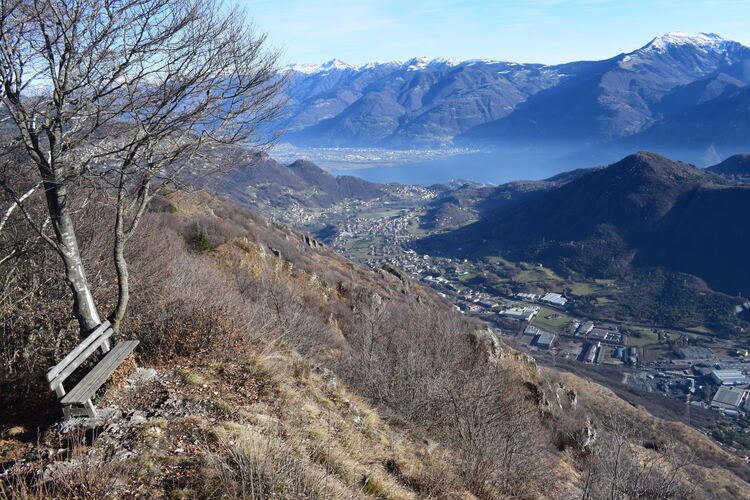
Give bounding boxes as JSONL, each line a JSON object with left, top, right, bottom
{"left": 405, "top": 217, "right": 430, "bottom": 237}
{"left": 626, "top": 327, "right": 658, "bottom": 346}
{"left": 341, "top": 236, "right": 381, "bottom": 259}
{"left": 531, "top": 307, "right": 574, "bottom": 334}
{"left": 594, "top": 278, "right": 616, "bottom": 285}
{"left": 568, "top": 282, "right": 599, "bottom": 296}
{"left": 485, "top": 256, "right": 512, "bottom": 265}
{"left": 457, "top": 270, "right": 480, "bottom": 282}
{"left": 513, "top": 266, "right": 564, "bottom": 284}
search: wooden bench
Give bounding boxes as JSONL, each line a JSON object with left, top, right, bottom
{"left": 47, "top": 321, "right": 139, "bottom": 420}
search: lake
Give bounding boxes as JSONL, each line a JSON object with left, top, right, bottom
{"left": 329, "top": 146, "right": 623, "bottom": 186}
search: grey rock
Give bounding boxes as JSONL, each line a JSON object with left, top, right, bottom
{"left": 57, "top": 408, "right": 122, "bottom": 434}
{"left": 127, "top": 367, "right": 157, "bottom": 387}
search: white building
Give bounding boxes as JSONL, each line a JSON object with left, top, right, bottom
{"left": 710, "top": 369, "right": 749, "bottom": 386}
{"left": 517, "top": 293, "right": 539, "bottom": 301}
{"left": 541, "top": 292, "right": 568, "bottom": 307}
{"left": 499, "top": 306, "right": 540, "bottom": 322}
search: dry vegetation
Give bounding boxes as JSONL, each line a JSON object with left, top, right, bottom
{"left": 2, "top": 186, "right": 750, "bottom": 499}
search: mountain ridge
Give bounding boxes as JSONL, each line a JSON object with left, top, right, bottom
{"left": 207, "top": 152, "right": 386, "bottom": 211}
{"left": 279, "top": 33, "right": 750, "bottom": 160}
{"left": 708, "top": 153, "right": 750, "bottom": 176}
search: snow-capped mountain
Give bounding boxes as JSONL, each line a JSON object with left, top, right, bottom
{"left": 278, "top": 33, "right": 750, "bottom": 155}
{"left": 641, "top": 32, "right": 736, "bottom": 54}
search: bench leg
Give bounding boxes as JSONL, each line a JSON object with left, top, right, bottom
{"left": 83, "top": 399, "right": 97, "bottom": 418}
{"left": 99, "top": 339, "right": 111, "bottom": 354}
{"left": 63, "top": 405, "right": 72, "bottom": 421}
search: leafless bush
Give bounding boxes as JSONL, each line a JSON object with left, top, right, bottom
{"left": 331, "top": 290, "right": 556, "bottom": 499}
{"left": 580, "top": 412, "right": 697, "bottom": 500}
{"left": 443, "top": 369, "right": 553, "bottom": 499}
{"left": 181, "top": 214, "right": 247, "bottom": 251}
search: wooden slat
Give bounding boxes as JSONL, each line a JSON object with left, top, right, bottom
{"left": 61, "top": 340, "right": 138, "bottom": 405}
{"left": 48, "top": 329, "right": 113, "bottom": 391}
{"left": 47, "top": 321, "right": 111, "bottom": 382}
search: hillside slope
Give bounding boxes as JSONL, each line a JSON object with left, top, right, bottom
{"left": 2, "top": 189, "right": 749, "bottom": 498}
{"left": 624, "top": 84, "right": 750, "bottom": 150}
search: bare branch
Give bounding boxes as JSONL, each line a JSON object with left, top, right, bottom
{"left": 0, "top": 181, "right": 39, "bottom": 233}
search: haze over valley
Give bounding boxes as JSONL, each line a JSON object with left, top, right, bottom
{"left": 275, "top": 32, "right": 750, "bottom": 184}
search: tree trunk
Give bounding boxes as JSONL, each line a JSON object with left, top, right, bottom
{"left": 111, "top": 236, "right": 129, "bottom": 333}
{"left": 42, "top": 180, "right": 102, "bottom": 334}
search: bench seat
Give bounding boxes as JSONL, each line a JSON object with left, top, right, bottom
{"left": 61, "top": 340, "right": 139, "bottom": 405}
{"left": 47, "top": 321, "right": 139, "bottom": 419}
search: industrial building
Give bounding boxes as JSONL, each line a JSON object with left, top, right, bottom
{"left": 676, "top": 347, "right": 715, "bottom": 360}
{"left": 711, "top": 387, "right": 747, "bottom": 411}
{"left": 582, "top": 342, "right": 600, "bottom": 363}
{"left": 499, "top": 306, "right": 540, "bottom": 322}
{"left": 589, "top": 327, "right": 622, "bottom": 344}
{"left": 710, "top": 369, "right": 749, "bottom": 386}
{"left": 541, "top": 292, "right": 568, "bottom": 307}
{"left": 595, "top": 346, "right": 605, "bottom": 363}
{"left": 517, "top": 293, "right": 539, "bottom": 301}
{"left": 626, "top": 347, "right": 638, "bottom": 366}
{"left": 534, "top": 331, "right": 556, "bottom": 349}
{"left": 524, "top": 325, "right": 541, "bottom": 336}
{"left": 576, "top": 322, "right": 594, "bottom": 336}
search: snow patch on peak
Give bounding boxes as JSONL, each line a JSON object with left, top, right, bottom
{"left": 642, "top": 32, "right": 733, "bottom": 53}
{"left": 401, "top": 56, "right": 461, "bottom": 71}
{"left": 286, "top": 63, "right": 326, "bottom": 74}
{"left": 321, "top": 59, "right": 358, "bottom": 71}
{"left": 286, "top": 59, "right": 360, "bottom": 74}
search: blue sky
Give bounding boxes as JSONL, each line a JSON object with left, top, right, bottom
{"left": 241, "top": 0, "right": 750, "bottom": 65}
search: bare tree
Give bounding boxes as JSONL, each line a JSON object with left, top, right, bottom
{"left": 0, "top": 0, "right": 286, "bottom": 333}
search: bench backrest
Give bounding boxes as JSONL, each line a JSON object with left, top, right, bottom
{"left": 47, "top": 321, "right": 113, "bottom": 392}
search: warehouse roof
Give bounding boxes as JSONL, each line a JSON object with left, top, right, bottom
{"left": 711, "top": 387, "right": 746, "bottom": 408}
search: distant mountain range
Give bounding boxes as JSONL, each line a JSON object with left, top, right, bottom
{"left": 417, "top": 151, "right": 750, "bottom": 298}
{"left": 279, "top": 33, "right": 750, "bottom": 161}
